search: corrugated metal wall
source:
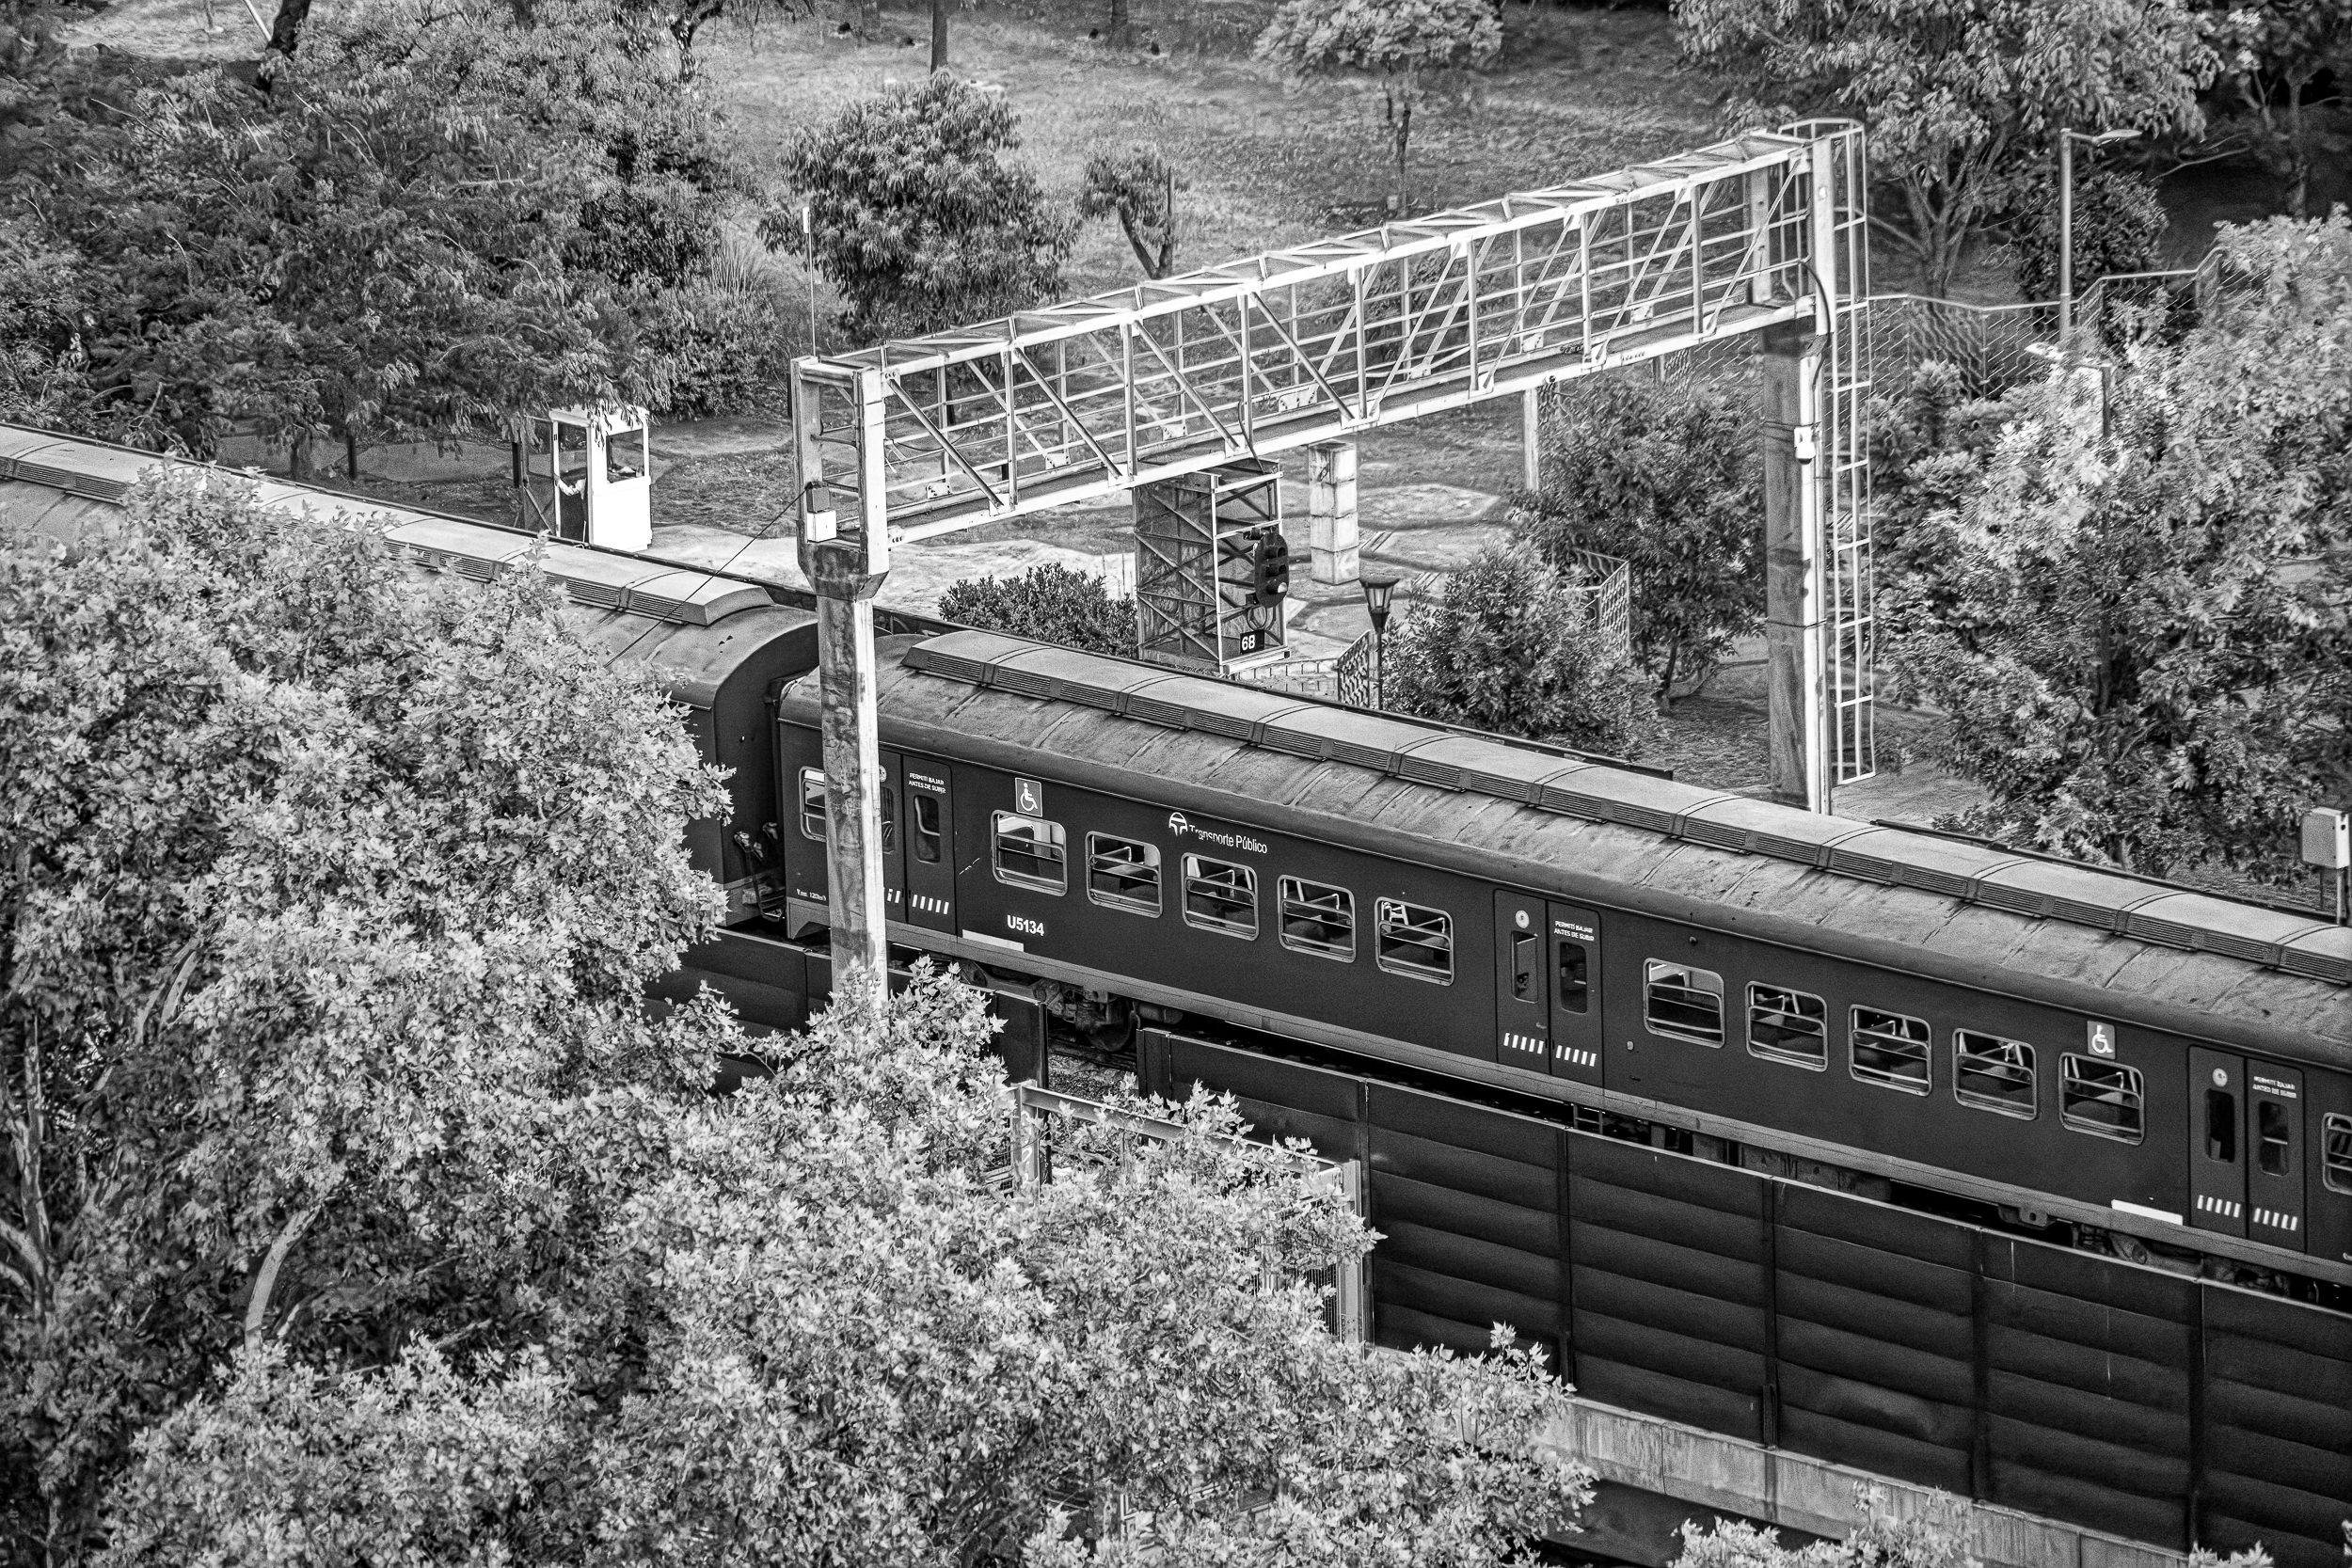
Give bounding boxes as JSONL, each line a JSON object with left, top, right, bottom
{"left": 1146, "top": 1032, "right": 2352, "bottom": 1568}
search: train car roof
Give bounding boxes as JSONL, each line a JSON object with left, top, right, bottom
{"left": 785, "top": 629, "right": 2351, "bottom": 1058}
{"left": 0, "top": 423, "right": 819, "bottom": 706}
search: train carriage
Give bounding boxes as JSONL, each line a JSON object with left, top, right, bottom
{"left": 8, "top": 425, "right": 2350, "bottom": 1566}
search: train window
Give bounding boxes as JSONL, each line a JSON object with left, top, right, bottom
{"left": 1644, "top": 960, "right": 1724, "bottom": 1046}
{"left": 1183, "top": 856, "right": 1258, "bottom": 939}
{"left": 1747, "top": 984, "right": 1825, "bottom": 1068}
{"left": 799, "top": 768, "right": 827, "bottom": 841}
{"left": 2325, "top": 1114, "right": 2352, "bottom": 1195}
{"left": 2257, "top": 1101, "right": 2292, "bottom": 1177}
{"left": 800, "top": 768, "right": 895, "bottom": 847}
{"left": 2059, "top": 1055, "right": 2144, "bottom": 1144}
{"left": 992, "top": 813, "right": 1067, "bottom": 895}
{"left": 1851, "top": 1007, "right": 1931, "bottom": 1094}
{"left": 1557, "top": 942, "right": 1590, "bottom": 1013}
{"left": 1375, "top": 899, "right": 1453, "bottom": 984}
{"left": 1086, "top": 834, "right": 1161, "bottom": 915}
{"left": 1279, "top": 877, "right": 1355, "bottom": 960}
{"left": 911, "top": 794, "right": 943, "bottom": 864}
{"left": 1953, "top": 1031, "right": 2036, "bottom": 1117}
{"left": 2204, "top": 1088, "right": 2237, "bottom": 1163}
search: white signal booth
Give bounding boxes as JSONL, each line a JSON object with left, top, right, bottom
{"left": 511, "top": 406, "right": 652, "bottom": 552}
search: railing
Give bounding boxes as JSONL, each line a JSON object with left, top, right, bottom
{"left": 1863, "top": 250, "right": 2231, "bottom": 401}
{"left": 1565, "top": 547, "right": 1632, "bottom": 666}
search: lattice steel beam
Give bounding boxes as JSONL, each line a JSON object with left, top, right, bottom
{"left": 793, "top": 123, "right": 1861, "bottom": 549}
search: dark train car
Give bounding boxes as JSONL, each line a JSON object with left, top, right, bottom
{"left": 761, "top": 627, "right": 2352, "bottom": 1562}
{"left": 771, "top": 631, "right": 2352, "bottom": 1286}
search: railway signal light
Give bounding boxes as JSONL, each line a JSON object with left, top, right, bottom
{"left": 1248, "top": 529, "right": 1292, "bottom": 608}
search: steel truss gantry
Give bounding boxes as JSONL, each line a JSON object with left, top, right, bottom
{"left": 792, "top": 121, "right": 1873, "bottom": 1003}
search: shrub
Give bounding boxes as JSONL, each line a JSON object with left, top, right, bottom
{"left": 1516, "top": 374, "right": 1762, "bottom": 710}
{"left": 766, "top": 75, "right": 1076, "bottom": 341}
{"left": 937, "top": 561, "right": 1137, "bottom": 655}
{"left": 2002, "top": 166, "right": 2169, "bottom": 304}
{"left": 1381, "top": 544, "right": 1650, "bottom": 755}
{"left": 637, "top": 269, "right": 801, "bottom": 419}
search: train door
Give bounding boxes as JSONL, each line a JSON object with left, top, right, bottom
{"left": 1547, "top": 903, "right": 1603, "bottom": 1086}
{"left": 1493, "top": 890, "right": 1549, "bottom": 1072}
{"left": 2188, "top": 1045, "right": 2248, "bottom": 1237}
{"left": 2246, "top": 1062, "right": 2306, "bottom": 1251}
{"left": 877, "top": 750, "right": 909, "bottom": 926}
{"left": 901, "top": 755, "right": 956, "bottom": 933}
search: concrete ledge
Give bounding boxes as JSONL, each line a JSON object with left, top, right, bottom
{"left": 1541, "top": 1400, "right": 2185, "bottom": 1568}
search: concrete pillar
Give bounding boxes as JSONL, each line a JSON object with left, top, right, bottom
{"left": 796, "top": 364, "right": 893, "bottom": 1016}
{"left": 1520, "top": 388, "right": 1543, "bottom": 493}
{"left": 1761, "top": 321, "right": 1829, "bottom": 814}
{"left": 1308, "top": 440, "right": 1359, "bottom": 586}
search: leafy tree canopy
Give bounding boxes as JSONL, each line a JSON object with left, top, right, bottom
{"left": 1383, "top": 543, "right": 1653, "bottom": 755}
{"left": 0, "top": 0, "right": 753, "bottom": 466}
{"left": 1077, "top": 147, "right": 1184, "bottom": 280}
{"left": 1, "top": 467, "right": 728, "bottom": 1560}
{"left": 938, "top": 561, "right": 1139, "bottom": 657}
{"left": 8, "top": 470, "right": 1593, "bottom": 1568}
{"left": 1677, "top": 0, "right": 2214, "bottom": 294}
{"left": 2001, "top": 166, "right": 2169, "bottom": 303}
{"left": 1253, "top": 0, "right": 1500, "bottom": 211}
{"left": 1881, "top": 215, "right": 2352, "bottom": 877}
{"left": 767, "top": 74, "right": 1077, "bottom": 342}
{"left": 2199, "top": 0, "right": 2352, "bottom": 220}
{"left": 1516, "top": 374, "right": 1763, "bottom": 711}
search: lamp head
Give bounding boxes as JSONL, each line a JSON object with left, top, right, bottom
{"left": 1359, "top": 572, "right": 1400, "bottom": 632}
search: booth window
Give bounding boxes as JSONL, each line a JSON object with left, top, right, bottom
{"left": 607, "top": 425, "right": 646, "bottom": 482}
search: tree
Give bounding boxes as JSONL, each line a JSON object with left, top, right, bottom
{"left": 767, "top": 75, "right": 1078, "bottom": 342}
{"left": 2201, "top": 0, "right": 2352, "bottom": 220}
{"left": 1883, "top": 215, "right": 2352, "bottom": 878}
{"left": 87, "top": 963, "right": 1598, "bottom": 1566}
{"left": 2, "top": 467, "right": 729, "bottom": 1561}
{"left": 1383, "top": 544, "right": 1652, "bottom": 755}
{"left": 1674, "top": 1486, "right": 2273, "bottom": 1568}
{"left": 2002, "top": 166, "right": 2169, "bottom": 303}
{"left": 938, "top": 561, "right": 1140, "bottom": 656}
{"left": 1078, "top": 148, "right": 1184, "bottom": 280}
{"left": 1, "top": 0, "right": 754, "bottom": 466}
{"left": 11, "top": 469, "right": 1594, "bottom": 1568}
{"left": 1515, "top": 375, "right": 1763, "bottom": 711}
{"left": 1253, "top": 0, "right": 1501, "bottom": 214}
{"left": 1677, "top": 0, "right": 2214, "bottom": 296}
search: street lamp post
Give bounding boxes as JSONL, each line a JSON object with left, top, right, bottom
{"left": 2058, "top": 127, "right": 2142, "bottom": 341}
{"left": 1359, "top": 572, "right": 1399, "bottom": 709}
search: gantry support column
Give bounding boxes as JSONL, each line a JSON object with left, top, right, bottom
{"left": 1761, "top": 320, "right": 1830, "bottom": 814}
{"left": 797, "top": 366, "right": 892, "bottom": 1016}
{"left": 1520, "top": 388, "right": 1543, "bottom": 494}
{"left": 1308, "top": 440, "right": 1359, "bottom": 585}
